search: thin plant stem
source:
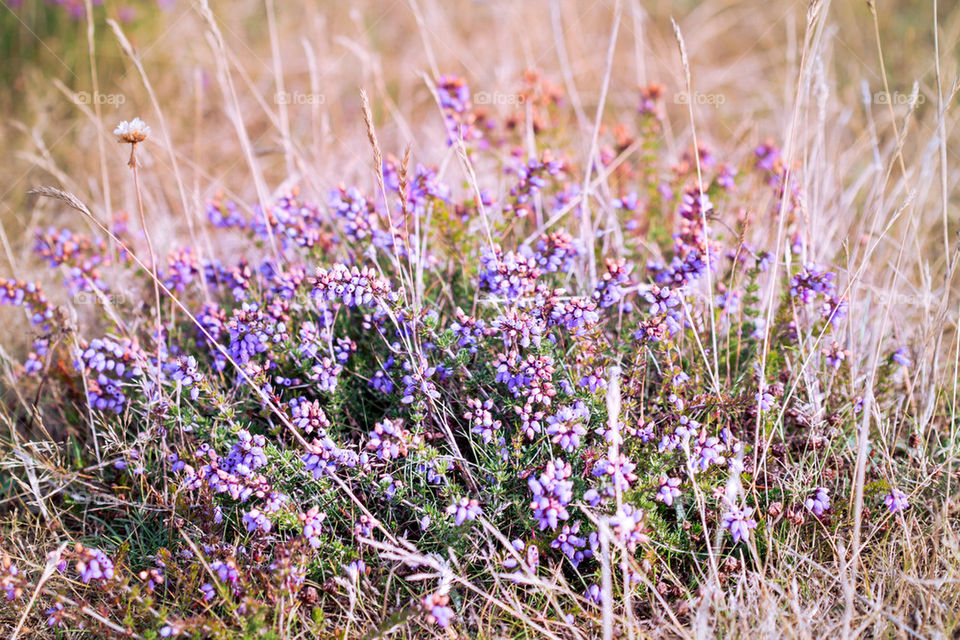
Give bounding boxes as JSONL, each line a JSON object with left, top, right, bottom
{"left": 129, "top": 144, "right": 164, "bottom": 391}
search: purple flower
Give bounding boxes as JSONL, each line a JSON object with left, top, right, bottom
{"left": 206, "top": 196, "right": 245, "bottom": 228}
{"left": 345, "top": 559, "right": 367, "bottom": 579}
{"left": 416, "top": 461, "right": 446, "bottom": 485}
{"left": 645, "top": 285, "right": 681, "bottom": 317}
{"left": 692, "top": 436, "right": 726, "bottom": 473}
{"left": 648, "top": 250, "right": 711, "bottom": 288}
{"left": 225, "top": 302, "right": 285, "bottom": 365}
{"left": 73, "top": 336, "right": 144, "bottom": 413}
{"left": 23, "top": 349, "right": 44, "bottom": 375}
{"left": 465, "top": 398, "right": 501, "bottom": 444}
{"left": 311, "top": 264, "right": 392, "bottom": 308}
{"left": 400, "top": 357, "right": 441, "bottom": 404}
{"left": 535, "top": 230, "right": 582, "bottom": 273}
{"left": 658, "top": 415, "right": 698, "bottom": 453}
{"left": 545, "top": 402, "right": 589, "bottom": 453}
{"left": 789, "top": 264, "right": 837, "bottom": 304}
{"left": 353, "top": 515, "right": 375, "bottom": 539}
{"left": 310, "top": 356, "right": 342, "bottom": 392}
{"left": 593, "top": 259, "right": 633, "bottom": 309}
{"left": 33, "top": 226, "right": 109, "bottom": 295}
{"left": 168, "top": 355, "right": 203, "bottom": 400}
{"left": 579, "top": 368, "right": 607, "bottom": 393}
{"left": 250, "top": 193, "right": 328, "bottom": 250}
{"left": 492, "top": 308, "right": 545, "bottom": 350}
{"left": 302, "top": 436, "right": 360, "bottom": 478}
{"left": 75, "top": 547, "right": 115, "bottom": 583}
{"left": 891, "top": 347, "right": 911, "bottom": 368}
{"left": 422, "top": 591, "right": 455, "bottom": 627}
{"left": 0, "top": 279, "right": 55, "bottom": 330}
{"left": 496, "top": 353, "right": 556, "bottom": 405}
{"left": 592, "top": 454, "right": 637, "bottom": 492}
{"left": 638, "top": 84, "right": 664, "bottom": 118}
{"left": 548, "top": 297, "right": 599, "bottom": 335}
{"left": 529, "top": 460, "right": 573, "bottom": 530}
{"left": 478, "top": 245, "right": 541, "bottom": 301}
{"left": 804, "top": 487, "right": 830, "bottom": 517}
{"left": 183, "top": 430, "right": 275, "bottom": 506}
{"left": 613, "top": 192, "right": 640, "bottom": 214}
{"left": 400, "top": 163, "right": 451, "bottom": 218}
{"left": 822, "top": 295, "right": 848, "bottom": 325}
{"left": 223, "top": 430, "right": 268, "bottom": 478}
{"left": 369, "top": 356, "right": 396, "bottom": 395}
{"left": 609, "top": 505, "right": 647, "bottom": 551}
{"left": 585, "top": 583, "right": 604, "bottom": 605}
{"left": 242, "top": 507, "right": 271, "bottom": 533}
{"left": 885, "top": 488, "right": 909, "bottom": 514}
{"left": 450, "top": 310, "right": 489, "bottom": 353}
{"left": 45, "top": 602, "right": 66, "bottom": 628}
{"left": 503, "top": 539, "right": 540, "bottom": 577}
{"left": 446, "top": 497, "right": 482, "bottom": 526}
{"left": 721, "top": 507, "right": 757, "bottom": 544}
{"left": 755, "top": 141, "right": 781, "bottom": 172}
{"left": 289, "top": 397, "right": 331, "bottom": 435}
{"left": 380, "top": 473, "right": 401, "bottom": 499}
{"left": 162, "top": 247, "right": 200, "bottom": 293}
{"left": 199, "top": 582, "right": 216, "bottom": 601}
{"left": 755, "top": 391, "right": 774, "bottom": 412}
{"left": 299, "top": 506, "right": 326, "bottom": 548}
{"left": 211, "top": 559, "right": 239, "bottom": 585}
{"left": 1, "top": 557, "right": 22, "bottom": 601}
{"left": 823, "top": 341, "right": 850, "bottom": 370}
{"left": 504, "top": 151, "right": 564, "bottom": 218}
{"left": 437, "top": 75, "right": 470, "bottom": 113}
{"left": 329, "top": 185, "right": 375, "bottom": 242}
{"left": 264, "top": 491, "right": 286, "bottom": 513}
{"left": 366, "top": 418, "right": 415, "bottom": 460}
{"left": 655, "top": 476, "right": 682, "bottom": 506}
{"left": 436, "top": 75, "right": 484, "bottom": 146}
{"left": 716, "top": 164, "right": 737, "bottom": 190}
{"left": 550, "top": 521, "right": 592, "bottom": 567}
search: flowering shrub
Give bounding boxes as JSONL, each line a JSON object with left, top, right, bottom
{"left": 0, "top": 70, "right": 946, "bottom": 638}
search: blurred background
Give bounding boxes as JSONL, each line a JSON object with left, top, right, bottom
{"left": 1, "top": 0, "right": 958, "bottom": 346}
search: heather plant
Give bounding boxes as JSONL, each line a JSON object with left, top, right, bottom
{"left": 1, "top": 2, "right": 959, "bottom": 638}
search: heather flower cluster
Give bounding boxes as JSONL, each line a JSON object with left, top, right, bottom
{"left": 34, "top": 226, "right": 110, "bottom": 295}
{"left": 0, "top": 68, "right": 934, "bottom": 639}
{"left": 74, "top": 337, "right": 145, "bottom": 413}
{"left": 1, "top": 278, "right": 55, "bottom": 330}
{"left": 436, "top": 74, "right": 488, "bottom": 146}
{"left": 503, "top": 150, "right": 565, "bottom": 218}
{"left": 529, "top": 460, "right": 574, "bottom": 531}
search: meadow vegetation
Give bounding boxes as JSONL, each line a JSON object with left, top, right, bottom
{"left": 0, "top": 1, "right": 959, "bottom": 638}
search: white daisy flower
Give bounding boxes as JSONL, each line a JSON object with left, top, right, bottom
{"left": 113, "top": 117, "right": 151, "bottom": 144}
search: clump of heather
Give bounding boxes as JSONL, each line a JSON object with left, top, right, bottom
{"left": 0, "top": 66, "right": 952, "bottom": 640}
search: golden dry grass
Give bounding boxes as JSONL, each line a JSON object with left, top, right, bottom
{"left": 1, "top": 0, "right": 959, "bottom": 637}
